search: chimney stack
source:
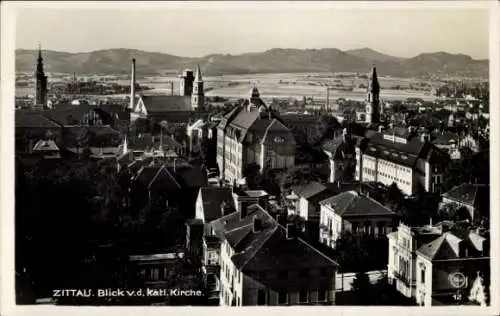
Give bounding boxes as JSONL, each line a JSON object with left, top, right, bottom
{"left": 170, "top": 81, "right": 174, "bottom": 96}
{"left": 130, "top": 58, "right": 136, "bottom": 110}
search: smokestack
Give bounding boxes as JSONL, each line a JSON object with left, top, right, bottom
{"left": 129, "top": 58, "right": 136, "bottom": 110}
{"left": 170, "top": 81, "right": 174, "bottom": 96}
{"left": 326, "top": 88, "right": 330, "bottom": 111}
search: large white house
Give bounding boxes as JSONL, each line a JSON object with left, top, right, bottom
{"left": 355, "top": 128, "right": 449, "bottom": 196}
{"left": 319, "top": 190, "right": 395, "bottom": 248}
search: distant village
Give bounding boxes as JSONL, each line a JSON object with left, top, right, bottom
{"left": 15, "top": 46, "right": 490, "bottom": 307}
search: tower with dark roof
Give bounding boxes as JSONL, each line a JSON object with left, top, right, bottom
{"left": 192, "top": 65, "right": 204, "bottom": 109}
{"left": 180, "top": 69, "right": 195, "bottom": 96}
{"left": 35, "top": 44, "right": 48, "bottom": 108}
{"left": 365, "top": 65, "right": 381, "bottom": 124}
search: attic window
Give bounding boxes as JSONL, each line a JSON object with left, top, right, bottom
{"left": 401, "top": 155, "right": 408, "bottom": 159}
{"left": 383, "top": 150, "right": 389, "bottom": 155}
{"left": 274, "top": 136, "right": 285, "bottom": 143}
{"left": 369, "top": 147, "right": 376, "bottom": 152}
{"left": 392, "top": 153, "right": 398, "bottom": 157}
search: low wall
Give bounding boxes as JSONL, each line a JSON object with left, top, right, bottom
{"left": 336, "top": 270, "right": 387, "bottom": 292}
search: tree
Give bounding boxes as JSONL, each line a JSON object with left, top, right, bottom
{"left": 313, "top": 114, "right": 341, "bottom": 144}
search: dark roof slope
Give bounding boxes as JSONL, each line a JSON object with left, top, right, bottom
{"left": 140, "top": 95, "right": 191, "bottom": 113}
{"left": 319, "top": 190, "right": 395, "bottom": 217}
{"left": 442, "top": 184, "right": 489, "bottom": 209}
{"left": 199, "top": 187, "right": 236, "bottom": 222}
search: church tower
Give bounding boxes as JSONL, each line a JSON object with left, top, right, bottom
{"left": 35, "top": 44, "right": 48, "bottom": 108}
{"left": 191, "top": 65, "right": 204, "bottom": 110}
{"left": 365, "top": 65, "right": 381, "bottom": 124}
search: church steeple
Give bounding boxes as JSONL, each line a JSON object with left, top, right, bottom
{"left": 191, "top": 64, "right": 204, "bottom": 110}
{"left": 35, "top": 43, "right": 48, "bottom": 108}
{"left": 365, "top": 64, "right": 381, "bottom": 124}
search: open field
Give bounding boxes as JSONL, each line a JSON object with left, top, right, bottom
{"left": 16, "top": 72, "right": 439, "bottom": 102}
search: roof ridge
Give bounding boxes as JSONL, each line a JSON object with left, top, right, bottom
{"left": 148, "top": 165, "right": 181, "bottom": 190}
{"left": 238, "top": 224, "right": 279, "bottom": 269}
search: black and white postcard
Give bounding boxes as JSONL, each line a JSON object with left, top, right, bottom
{"left": 1, "top": 1, "right": 499, "bottom": 316}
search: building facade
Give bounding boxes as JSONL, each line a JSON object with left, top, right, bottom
{"left": 216, "top": 87, "right": 295, "bottom": 184}
{"left": 319, "top": 190, "right": 395, "bottom": 248}
{"left": 212, "top": 204, "right": 338, "bottom": 306}
{"left": 355, "top": 129, "right": 449, "bottom": 196}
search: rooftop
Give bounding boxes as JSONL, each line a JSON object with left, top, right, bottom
{"left": 320, "top": 190, "right": 395, "bottom": 217}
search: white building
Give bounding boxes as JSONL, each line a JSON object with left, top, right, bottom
{"left": 319, "top": 190, "right": 395, "bottom": 249}
{"left": 216, "top": 87, "right": 296, "bottom": 184}
{"left": 355, "top": 128, "right": 449, "bottom": 196}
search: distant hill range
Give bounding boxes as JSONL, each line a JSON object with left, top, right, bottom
{"left": 15, "top": 47, "right": 488, "bottom": 78}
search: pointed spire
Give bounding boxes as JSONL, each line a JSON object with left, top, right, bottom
{"left": 195, "top": 64, "right": 202, "bottom": 81}
{"left": 370, "top": 64, "right": 380, "bottom": 93}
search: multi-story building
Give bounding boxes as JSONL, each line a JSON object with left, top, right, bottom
{"left": 216, "top": 87, "right": 296, "bottom": 184}
{"left": 415, "top": 227, "right": 490, "bottom": 306}
{"left": 211, "top": 203, "right": 338, "bottom": 306}
{"left": 387, "top": 222, "right": 444, "bottom": 299}
{"left": 322, "top": 129, "right": 356, "bottom": 183}
{"left": 319, "top": 190, "right": 396, "bottom": 248}
{"left": 355, "top": 128, "right": 449, "bottom": 196}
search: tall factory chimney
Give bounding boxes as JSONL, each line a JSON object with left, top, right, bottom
{"left": 171, "top": 81, "right": 174, "bottom": 96}
{"left": 129, "top": 58, "right": 136, "bottom": 110}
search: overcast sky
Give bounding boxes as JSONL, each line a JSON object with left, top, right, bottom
{"left": 15, "top": 4, "right": 490, "bottom": 59}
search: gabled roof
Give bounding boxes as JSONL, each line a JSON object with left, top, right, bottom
{"left": 442, "top": 184, "right": 489, "bottom": 209}
{"left": 199, "top": 187, "right": 236, "bottom": 222}
{"left": 260, "top": 119, "right": 295, "bottom": 145}
{"left": 291, "top": 181, "right": 332, "bottom": 204}
{"left": 33, "top": 139, "right": 59, "bottom": 152}
{"left": 135, "top": 165, "right": 181, "bottom": 191}
{"left": 139, "top": 95, "right": 191, "bottom": 113}
{"left": 216, "top": 205, "right": 338, "bottom": 276}
{"left": 319, "top": 190, "right": 395, "bottom": 217}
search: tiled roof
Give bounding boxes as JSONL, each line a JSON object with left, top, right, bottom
{"left": 15, "top": 112, "right": 61, "bottom": 128}
{"left": 319, "top": 190, "right": 395, "bottom": 217}
{"left": 442, "top": 184, "right": 489, "bottom": 209}
{"left": 322, "top": 137, "right": 356, "bottom": 160}
{"left": 140, "top": 95, "right": 191, "bottom": 113}
{"left": 260, "top": 119, "right": 295, "bottom": 145}
{"left": 129, "top": 134, "right": 182, "bottom": 151}
{"left": 62, "top": 126, "right": 121, "bottom": 148}
{"left": 211, "top": 204, "right": 268, "bottom": 239}
{"left": 174, "top": 165, "right": 207, "bottom": 188}
{"left": 199, "top": 187, "right": 236, "bottom": 222}
{"left": 358, "top": 132, "right": 449, "bottom": 168}
{"left": 135, "top": 165, "right": 181, "bottom": 191}
{"left": 291, "top": 181, "right": 328, "bottom": 200}
{"left": 417, "top": 233, "right": 461, "bottom": 260}
{"left": 432, "top": 133, "right": 458, "bottom": 146}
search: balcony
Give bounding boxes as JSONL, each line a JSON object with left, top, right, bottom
{"left": 393, "top": 271, "right": 413, "bottom": 287}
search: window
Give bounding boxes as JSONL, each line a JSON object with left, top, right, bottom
{"left": 317, "top": 288, "right": 327, "bottom": 302}
{"left": 257, "top": 289, "right": 267, "bottom": 305}
{"left": 299, "top": 290, "right": 309, "bottom": 303}
{"left": 278, "top": 292, "right": 287, "bottom": 305}
{"left": 237, "top": 297, "right": 241, "bottom": 306}
{"left": 421, "top": 269, "right": 425, "bottom": 283}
